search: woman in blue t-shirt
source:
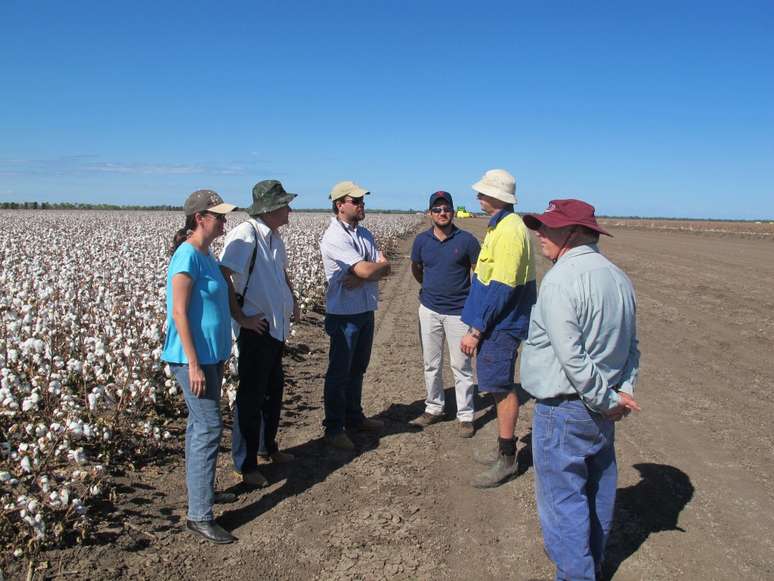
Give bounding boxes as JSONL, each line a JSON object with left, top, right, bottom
{"left": 161, "top": 189, "right": 237, "bottom": 544}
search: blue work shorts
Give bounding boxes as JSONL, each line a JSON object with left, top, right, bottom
{"left": 476, "top": 330, "right": 520, "bottom": 393}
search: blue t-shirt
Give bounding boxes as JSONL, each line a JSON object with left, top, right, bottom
{"left": 411, "top": 226, "right": 480, "bottom": 315}
{"left": 161, "top": 242, "right": 232, "bottom": 365}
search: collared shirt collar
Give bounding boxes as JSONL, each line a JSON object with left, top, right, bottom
{"left": 488, "top": 207, "right": 513, "bottom": 228}
{"left": 250, "top": 216, "right": 273, "bottom": 237}
{"left": 333, "top": 216, "right": 359, "bottom": 233}
{"left": 555, "top": 243, "right": 599, "bottom": 265}
{"left": 428, "top": 224, "right": 459, "bottom": 241}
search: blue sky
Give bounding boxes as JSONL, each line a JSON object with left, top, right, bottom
{"left": 1, "top": 1, "right": 772, "bottom": 218}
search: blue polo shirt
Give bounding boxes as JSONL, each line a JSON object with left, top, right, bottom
{"left": 411, "top": 226, "right": 480, "bottom": 316}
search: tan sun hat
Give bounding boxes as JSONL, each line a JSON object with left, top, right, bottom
{"left": 330, "top": 180, "right": 370, "bottom": 201}
{"left": 472, "top": 169, "right": 517, "bottom": 204}
{"left": 183, "top": 189, "right": 236, "bottom": 216}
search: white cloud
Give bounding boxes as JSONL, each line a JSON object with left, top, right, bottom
{"left": 0, "top": 156, "right": 260, "bottom": 177}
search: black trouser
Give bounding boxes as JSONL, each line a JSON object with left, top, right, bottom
{"left": 236, "top": 328, "right": 285, "bottom": 473}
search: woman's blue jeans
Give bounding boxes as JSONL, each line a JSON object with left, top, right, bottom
{"left": 533, "top": 399, "right": 617, "bottom": 581}
{"left": 171, "top": 362, "right": 224, "bottom": 522}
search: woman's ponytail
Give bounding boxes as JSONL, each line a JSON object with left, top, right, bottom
{"left": 170, "top": 214, "right": 197, "bottom": 255}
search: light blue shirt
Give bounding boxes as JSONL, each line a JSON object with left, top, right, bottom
{"left": 520, "top": 244, "right": 640, "bottom": 413}
{"left": 162, "top": 242, "right": 232, "bottom": 365}
{"left": 320, "top": 217, "right": 380, "bottom": 315}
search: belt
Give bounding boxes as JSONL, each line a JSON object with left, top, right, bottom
{"left": 537, "top": 393, "right": 581, "bottom": 406}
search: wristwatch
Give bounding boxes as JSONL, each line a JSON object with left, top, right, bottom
{"left": 468, "top": 327, "right": 482, "bottom": 340}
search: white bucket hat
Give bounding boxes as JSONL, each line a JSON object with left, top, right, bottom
{"left": 472, "top": 169, "right": 517, "bottom": 204}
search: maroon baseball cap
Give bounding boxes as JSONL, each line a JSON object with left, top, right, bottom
{"left": 429, "top": 190, "right": 454, "bottom": 209}
{"left": 523, "top": 199, "right": 611, "bottom": 237}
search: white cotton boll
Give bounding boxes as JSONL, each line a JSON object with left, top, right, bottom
{"left": 87, "top": 393, "right": 98, "bottom": 410}
{"left": 13, "top": 548, "right": 22, "bottom": 558}
{"left": 72, "top": 498, "right": 86, "bottom": 515}
{"left": 22, "top": 398, "right": 37, "bottom": 412}
{"left": 66, "top": 359, "right": 83, "bottom": 374}
{"left": 89, "top": 484, "right": 101, "bottom": 496}
{"left": 123, "top": 346, "right": 131, "bottom": 358}
{"left": 67, "top": 421, "right": 83, "bottom": 438}
{"left": 20, "top": 457, "right": 32, "bottom": 472}
{"left": 67, "top": 448, "right": 86, "bottom": 465}
{"left": 0, "top": 471, "right": 11, "bottom": 482}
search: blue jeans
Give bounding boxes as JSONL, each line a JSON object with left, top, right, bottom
{"left": 323, "top": 312, "right": 374, "bottom": 435}
{"left": 533, "top": 399, "right": 617, "bottom": 581}
{"left": 171, "top": 362, "right": 224, "bottom": 522}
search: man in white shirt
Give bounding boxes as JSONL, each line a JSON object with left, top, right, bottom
{"left": 220, "top": 180, "right": 300, "bottom": 487}
{"left": 319, "top": 180, "right": 390, "bottom": 450}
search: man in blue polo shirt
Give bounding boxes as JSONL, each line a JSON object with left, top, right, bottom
{"left": 410, "top": 191, "right": 481, "bottom": 437}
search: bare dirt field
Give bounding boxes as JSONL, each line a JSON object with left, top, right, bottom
{"left": 10, "top": 217, "right": 774, "bottom": 580}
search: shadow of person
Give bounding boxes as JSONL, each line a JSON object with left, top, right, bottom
{"left": 217, "top": 403, "right": 423, "bottom": 532}
{"left": 603, "top": 463, "right": 694, "bottom": 580}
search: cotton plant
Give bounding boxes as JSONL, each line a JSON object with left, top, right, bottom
{"left": 0, "top": 210, "right": 420, "bottom": 562}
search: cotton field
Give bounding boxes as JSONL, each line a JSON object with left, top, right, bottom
{"left": 0, "top": 210, "right": 421, "bottom": 558}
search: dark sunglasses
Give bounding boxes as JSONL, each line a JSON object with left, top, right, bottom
{"left": 430, "top": 206, "right": 453, "bottom": 214}
{"left": 202, "top": 211, "right": 227, "bottom": 221}
{"left": 344, "top": 197, "right": 365, "bottom": 206}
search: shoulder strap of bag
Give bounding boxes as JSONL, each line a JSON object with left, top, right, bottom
{"left": 240, "top": 221, "right": 259, "bottom": 298}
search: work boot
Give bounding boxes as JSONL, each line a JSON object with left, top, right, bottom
{"left": 410, "top": 412, "right": 444, "bottom": 428}
{"left": 186, "top": 519, "right": 237, "bottom": 544}
{"left": 258, "top": 450, "right": 295, "bottom": 464}
{"left": 325, "top": 432, "right": 355, "bottom": 450}
{"left": 213, "top": 491, "right": 237, "bottom": 504}
{"left": 472, "top": 443, "right": 500, "bottom": 465}
{"left": 471, "top": 453, "right": 518, "bottom": 488}
{"left": 242, "top": 469, "right": 269, "bottom": 488}
{"left": 458, "top": 421, "right": 475, "bottom": 438}
{"left": 355, "top": 418, "right": 384, "bottom": 432}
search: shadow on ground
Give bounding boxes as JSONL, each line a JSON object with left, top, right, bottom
{"left": 217, "top": 402, "right": 424, "bottom": 532}
{"left": 604, "top": 463, "right": 694, "bottom": 579}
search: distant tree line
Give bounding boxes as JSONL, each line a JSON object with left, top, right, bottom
{"left": 0, "top": 202, "right": 417, "bottom": 214}
{"left": 0, "top": 201, "right": 182, "bottom": 211}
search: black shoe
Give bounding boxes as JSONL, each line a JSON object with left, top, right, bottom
{"left": 214, "top": 492, "right": 237, "bottom": 504}
{"left": 186, "top": 519, "right": 236, "bottom": 544}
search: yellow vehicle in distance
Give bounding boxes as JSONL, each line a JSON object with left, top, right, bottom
{"left": 456, "top": 206, "right": 473, "bottom": 218}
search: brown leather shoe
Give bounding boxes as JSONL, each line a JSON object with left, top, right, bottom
{"left": 354, "top": 417, "right": 384, "bottom": 432}
{"left": 242, "top": 469, "right": 269, "bottom": 488}
{"left": 258, "top": 450, "right": 295, "bottom": 464}
{"left": 325, "top": 432, "right": 355, "bottom": 450}
{"left": 458, "top": 421, "right": 475, "bottom": 438}
{"left": 409, "top": 412, "right": 444, "bottom": 428}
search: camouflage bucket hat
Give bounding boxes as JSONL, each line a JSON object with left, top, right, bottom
{"left": 247, "top": 180, "right": 298, "bottom": 215}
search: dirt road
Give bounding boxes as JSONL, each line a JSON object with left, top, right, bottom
{"left": 20, "top": 219, "right": 774, "bottom": 580}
